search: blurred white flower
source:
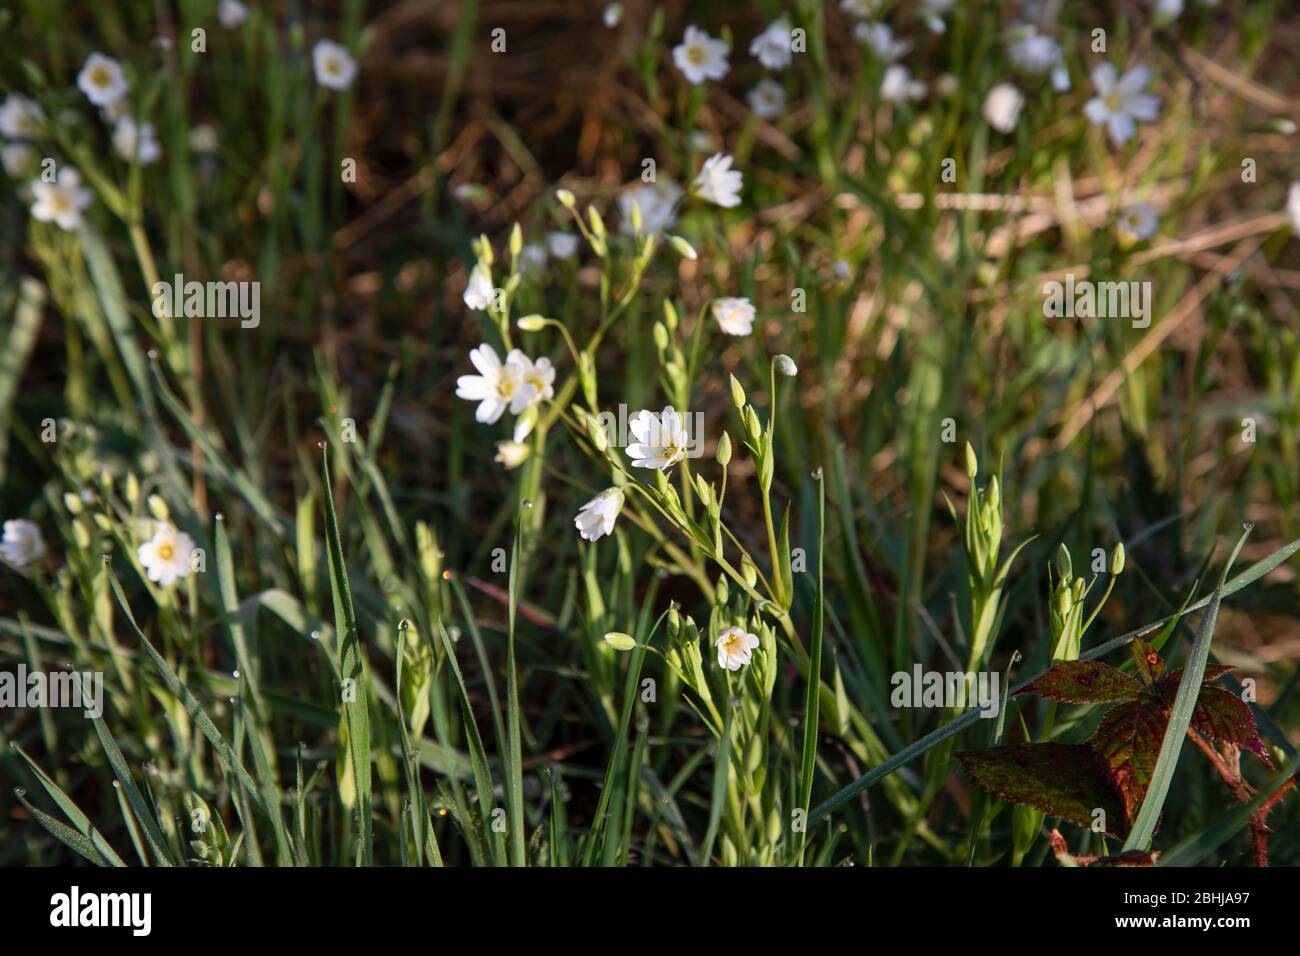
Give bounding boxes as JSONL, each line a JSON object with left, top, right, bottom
{"left": 855, "top": 23, "right": 910, "bottom": 62}
{"left": 313, "top": 40, "right": 357, "bottom": 91}
{"left": 713, "top": 297, "right": 756, "bottom": 336}
{"left": 0, "top": 94, "right": 44, "bottom": 140}
{"left": 749, "top": 21, "right": 792, "bottom": 70}
{"left": 1084, "top": 63, "right": 1160, "bottom": 145}
{"left": 112, "top": 117, "right": 161, "bottom": 165}
{"left": 2, "top": 143, "right": 36, "bottom": 178}
{"left": 881, "top": 64, "right": 925, "bottom": 103}
{"left": 77, "top": 53, "right": 129, "bottom": 108}
{"left": 494, "top": 441, "right": 531, "bottom": 469}
{"left": 1153, "top": 0, "right": 1184, "bottom": 24}
{"left": 1007, "top": 23, "right": 1061, "bottom": 74}
{"left": 715, "top": 625, "right": 760, "bottom": 671}
{"left": 747, "top": 78, "right": 786, "bottom": 119}
{"left": 983, "top": 83, "right": 1025, "bottom": 133}
{"left": 1, "top": 519, "right": 45, "bottom": 569}
{"left": 514, "top": 353, "right": 556, "bottom": 406}
{"left": 575, "top": 488, "right": 624, "bottom": 541}
{"left": 546, "top": 231, "right": 579, "bottom": 259}
{"left": 1286, "top": 183, "right": 1300, "bottom": 236}
{"left": 1118, "top": 203, "right": 1159, "bottom": 240}
{"left": 189, "top": 124, "right": 219, "bottom": 154}
{"left": 455, "top": 344, "right": 535, "bottom": 424}
{"left": 603, "top": 3, "right": 623, "bottom": 28}
{"left": 626, "top": 407, "right": 691, "bottom": 470}
{"left": 138, "top": 524, "right": 195, "bottom": 587}
{"left": 921, "top": 0, "right": 956, "bottom": 33}
{"left": 619, "top": 180, "right": 682, "bottom": 235}
{"left": 463, "top": 264, "right": 495, "bottom": 310}
{"left": 694, "top": 153, "right": 742, "bottom": 208}
{"left": 673, "top": 26, "right": 729, "bottom": 85}
{"left": 840, "top": 0, "right": 883, "bottom": 17}
{"left": 218, "top": 0, "right": 249, "bottom": 28}
{"left": 30, "top": 167, "right": 93, "bottom": 230}
{"left": 519, "top": 243, "right": 548, "bottom": 274}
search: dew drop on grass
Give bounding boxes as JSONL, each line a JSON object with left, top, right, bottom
{"left": 309, "top": 630, "right": 320, "bottom": 641}
{"left": 232, "top": 669, "right": 240, "bottom": 679}
{"left": 522, "top": 499, "right": 533, "bottom": 509}
{"left": 811, "top": 467, "right": 823, "bottom": 480}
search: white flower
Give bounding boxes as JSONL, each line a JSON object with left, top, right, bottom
{"left": 921, "top": 0, "right": 955, "bottom": 32}
{"left": 840, "top": 0, "right": 883, "bottom": 17}
{"left": 1153, "top": 0, "right": 1184, "bottom": 23}
{"left": 619, "top": 180, "right": 682, "bottom": 236}
{"left": 855, "top": 23, "right": 910, "bottom": 62}
{"left": 77, "top": 53, "right": 129, "bottom": 108}
{"left": 112, "top": 117, "right": 161, "bottom": 165}
{"left": 574, "top": 488, "right": 624, "bottom": 541}
{"left": 626, "top": 406, "right": 692, "bottom": 470}
{"left": 983, "top": 83, "right": 1025, "bottom": 133}
{"left": 1, "top": 519, "right": 46, "bottom": 569}
{"left": 715, "top": 625, "right": 760, "bottom": 671}
{"left": 673, "top": 26, "right": 729, "bottom": 85}
{"left": 313, "top": 40, "right": 357, "bottom": 91}
{"left": 881, "top": 65, "right": 925, "bottom": 103}
{"left": 463, "top": 264, "right": 495, "bottom": 310}
{"left": 455, "top": 345, "right": 537, "bottom": 424}
{"left": 1051, "top": 64, "right": 1071, "bottom": 92}
{"left": 519, "top": 243, "right": 548, "bottom": 274}
{"left": 694, "top": 153, "right": 742, "bottom": 208}
{"left": 1084, "top": 63, "right": 1160, "bottom": 145}
{"left": 749, "top": 21, "right": 792, "bottom": 71}
{"left": 1286, "top": 183, "right": 1300, "bottom": 236}
{"left": 1118, "top": 203, "right": 1159, "bottom": 240}
{"left": 494, "top": 441, "right": 531, "bottom": 469}
{"left": 1007, "top": 24, "right": 1060, "bottom": 74}
{"left": 747, "top": 78, "right": 786, "bottom": 119}
{"left": 546, "top": 231, "right": 579, "bottom": 259}
{"left": 713, "top": 297, "right": 756, "bottom": 336}
{"left": 30, "top": 167, "right": 94, "bottom": 231}
{"left": 0, "top": 94, "right": 44, "bottom": 140}
{"left": 2, "top": 143, "right": 35, "bottom": 179}
{"left": 138, "top": 524, "right": 195, "bottom": 587}
{"left": 603, "top": 3, "right": 623, "bottom": 28}
{"left": 514, "top": 353, "right": 556, "bottom": 405}
{"left": 218, "top": 0, "right": 250, "bottom": 28}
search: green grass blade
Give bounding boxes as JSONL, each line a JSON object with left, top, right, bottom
{"left": 11, "top": 744, "right": 126, "bottom": 867}
{"left": 796, "top": 472, "right": 826, "bottom": 865}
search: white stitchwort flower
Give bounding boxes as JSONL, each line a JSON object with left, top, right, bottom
{"left": 840, "top": 0, "right": 883, "bottom": 17}
{"left": 713, "top": 297, "right": 756, "bottom": 336}
{"left": 694, "top": 153, "right": 742, "bottom": 208}
{"left": 313, "top": 40, "right": 357, "bottom": 91}
{"left": 749, "top": 21, "right": 792, "bottom": 71}
{"left": 138, "top": 524, "right": 196, "bottom": 587}
{"left": 1, "top": 519, "right": 46, "bottom": 569}
{"left": 463, "top": 264, "right": 495, "bottom": 310}
{"left": 921, "top": 0, "right": 956, "bottom": 33}
{"left": 77, "top": 53, "right": 129, "bottom": 108}
{"left": 715, "top": 625, "right": 760, "bottom": 671}
{"left": 1153, "top": 0, "right": 1184, "bottom": 24}
{"left": 855, "top": 23, "right": 910, "bottom": 62}
{"left": 112, "top": 117, "right": 161, "bottom": 165}
{"left": 1084, "top": 63, "right": 1160, "bottom": 145}
{"left": 515, "top": 354, "right": 556, "bottom": 405}
{"left": 519, "top": 243, "right": 548, "bottom": 274}
{"left": 1007, "top": 23, "right": 1060, "bottom": 73}
{"left": 1286, "top": 183, "right": 1300, "bottom": 236}
{"left": 189, "top": 123, "right": 219, "bottom": 154}
{"left": 546, "top": 231, "right": 579, "bottom": 259}
{"left": 626, "top": 407, "right": 692, "bottom": 470}
{"left": 747, "top": 78, "right": 786, "bottom": 119}
{"left": 30, "top": 167, "right": 94, "bottom": 231}
{"left": 1118, "top": 203, "right": 1159, "bottom": 240}
{"left": 574, "top": 488, "right": 625, "bottom": 541}
{"left": 983, "top": 83, "right": 1025, "bottom": 133}
{"left": 2, "top": 143, "right": 35, "bottom": 179}
{"left": 218, "top": 0, "right": 250, "bottom": 28}
{"left": 881, "top": 65, "right": 925, "bottom": 103}
{"left": 455, "top": 344, "right": 536, "bottom": 424}
{"left": 0, "top": 94, "right": 44, "bottom": 140}
{"left": 673, "top": 26, "right": 729, "bottom": 85}
{"left": 619, "top": 180, "right": 682, "bottom": 236}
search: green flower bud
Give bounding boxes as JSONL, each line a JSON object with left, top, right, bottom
{"left": 1111, "top": 542, "right": 1126, "bottom": 575}
{"left": 965, "top": 442, "right": 978, "bottom": 480}
{"left": 516, "top": 314, "right": 547, "bottom": 331}
{"left": 729, "top": 374, "right": 746, "bottom": 408}
{"left": 716, "top": 431, "right": 732, "bottom": 467}
{"left": 556, "top": 188, "right": 576, "bottom": 208}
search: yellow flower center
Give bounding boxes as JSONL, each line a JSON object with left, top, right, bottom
{"left": 687, "top": 46, "right": 706, "bottom": 65}
{"left": 325, "top": 59, "right": 341, "bottom": 76}
{"left": 722, "top": 632, "right": 742, "bottom": 652}
{"left": 157, "top": 542, "right": 175, "bottom": 561}
{"left": 1104, "top": 93, "right": 1121, "bottom": 111}
{"left": 91, "top": 66, "right": 111, "bottom": 87}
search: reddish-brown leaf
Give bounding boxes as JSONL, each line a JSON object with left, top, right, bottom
{"left": 1189, "top": 686, "right": 1274, "bottom": 767}
{"left": 1130, "top": 638, "right": 1166, "bottom": 686}
{"left": 1016, "top": 661, "right": 1144, "bottom": 704}
{"left": 957, "top": 743, "right": 1127, "bottom": 835}
{"left": 1089, "top": 700, "right": 1168, "bottom": 821}
{"left": 1158, "top": 662, "right": 1233, "bottom": 694}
